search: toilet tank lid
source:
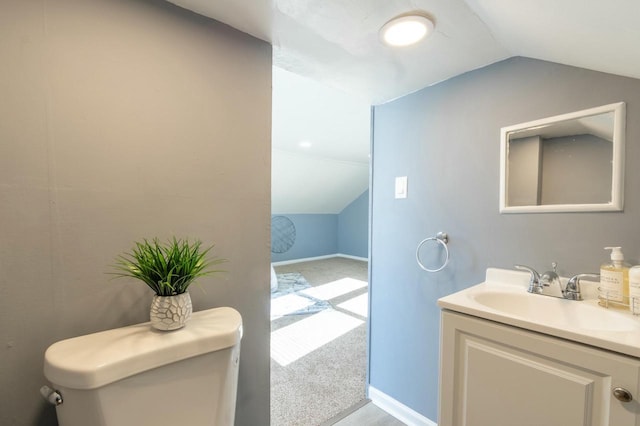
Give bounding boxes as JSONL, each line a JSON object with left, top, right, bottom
{"left": 44, "top": 307, "right": 242, "bottom": 390}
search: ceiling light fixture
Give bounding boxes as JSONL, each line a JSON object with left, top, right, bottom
{"left": 380, "top": 13, "right": 435, "bottom": 47}
{"left": 299, "top": 140, "right": 312, "bottom": 148}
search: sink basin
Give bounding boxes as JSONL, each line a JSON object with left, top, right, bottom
{"left": 472, "top": 291, "right": 638, "bottom": 332}
{"left": 438, "top": 267, "right": 640, "bottom": 358}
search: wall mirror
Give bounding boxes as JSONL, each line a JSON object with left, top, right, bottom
{"left": 500, "top": 102, "right": 625, "bottom": 213}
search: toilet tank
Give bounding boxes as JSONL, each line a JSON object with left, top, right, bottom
{"left": 44, "top": 307, "right": 242, "bottom": 426}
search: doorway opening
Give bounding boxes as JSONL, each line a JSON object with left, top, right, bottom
{"left": 270, "top": 257, "right": 368, "bottom": 425}
{"left": 270, "top": 66, "right": 371, "bottom": 425}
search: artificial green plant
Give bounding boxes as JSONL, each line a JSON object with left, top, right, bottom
{"left": 111, "top": 237, "right": 225, "bottom": 296}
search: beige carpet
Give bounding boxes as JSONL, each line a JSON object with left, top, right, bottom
{"left": 271, "top": 257, "right": 368, "bottom": 426}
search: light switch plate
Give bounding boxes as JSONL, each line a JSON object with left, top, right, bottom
{"left": 395, "top": 176, "right": 407, "bottom": 199}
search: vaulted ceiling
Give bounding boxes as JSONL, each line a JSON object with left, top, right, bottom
{"left": 168, "top": 0, "right": 640, "bottom": 104}
{"left": 271, "top": 68, "right": 370, "bottom": 214}
{"left": 166, "top": 0, "right": 640, "bottom": 213}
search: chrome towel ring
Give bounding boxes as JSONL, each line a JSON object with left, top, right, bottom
{"left": 416, "top": 232, "right": 450, "bottom": 273}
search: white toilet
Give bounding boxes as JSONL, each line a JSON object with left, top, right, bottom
{"left": 43, "top": 307, "right": 242, "bottom": 426}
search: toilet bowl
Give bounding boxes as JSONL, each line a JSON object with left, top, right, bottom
{"left": 43, "top": 307, "right": 242, "bottom": 426}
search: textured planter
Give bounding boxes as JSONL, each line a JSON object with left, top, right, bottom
{"left": 150, "top": 292, "right": 193, "bottom": 331}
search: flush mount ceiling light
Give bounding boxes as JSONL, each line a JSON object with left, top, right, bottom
{"left": 380, "top": 13, "right": 435, "bottom": 47}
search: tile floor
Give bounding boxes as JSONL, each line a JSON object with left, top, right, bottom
{"left": 325, "top": 401, "right": 406, "bottom": 426}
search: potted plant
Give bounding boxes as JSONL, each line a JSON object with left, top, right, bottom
{"left": 111, "top": 237, "right": 225, "bottom": 330}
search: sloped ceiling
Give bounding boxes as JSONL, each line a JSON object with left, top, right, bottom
{"left": 165, "top": 0, "right": 640, "bottom": 214}
{"left": 271, "top": 68, "right": 370, "bottom": 214}
{"left": 166, "top": 0, "right": 640, "bottom": 104}
{"left": 466, "top": 0, "right": 640, "bottom": 85}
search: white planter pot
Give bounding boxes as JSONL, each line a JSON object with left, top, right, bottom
{"left": 150, "top": 292, "right": 193, "bottom": 331}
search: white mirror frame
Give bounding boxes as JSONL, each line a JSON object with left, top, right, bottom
{"left": 500, "top": 102, "right": 626, "bottom": 214}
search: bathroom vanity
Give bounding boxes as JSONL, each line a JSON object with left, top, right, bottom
{"left": 438, "top": 268, "right": 640, "bottom": 426}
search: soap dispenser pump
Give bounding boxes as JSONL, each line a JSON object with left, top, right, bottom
{"left": 599, "top": 247, "right": 630, "bottom": 309}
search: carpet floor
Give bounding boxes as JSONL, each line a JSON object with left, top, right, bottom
{"left": 271, "top": 257, "right": 368, "bottom": 426}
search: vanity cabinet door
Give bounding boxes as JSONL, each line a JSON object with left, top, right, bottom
{"left": 439, "top": 311, "right": 640, "bottom": 426}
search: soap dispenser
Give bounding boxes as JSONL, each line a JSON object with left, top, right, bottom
{"left": 629, "top": 264, "right": 640, "bottom": 314}
{"left": 599, "top": 247, "right": 630, "bottom": 309}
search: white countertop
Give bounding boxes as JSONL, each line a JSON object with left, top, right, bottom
{"left": 438, "top": 268, "right": 640, "bottom": 358}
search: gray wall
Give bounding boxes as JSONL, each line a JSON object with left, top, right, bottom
{"left": 507, "top": 136, "right": 542, "bottom": 205}
{"left": 370, "top": 57, "right": 640, "bottom": 421}
{"left": 0, "top": 1, "right": 271, "bottom": 425}
{"left": 541, "top": 134, "right": 612, "bottom": 204}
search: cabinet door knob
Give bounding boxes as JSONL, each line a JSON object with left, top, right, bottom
{"left": 613, "top": 387, "right": 633, "bottom": 402}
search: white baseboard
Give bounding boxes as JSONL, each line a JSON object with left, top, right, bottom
{"left": 368, "top": 386, "right": 437, "bottom": 426}
{"left": 272, "top": 253, "right": 368, "bottom": 266}
{"left": 271, "top": 254, "right": 337, "bottom": 266}
{"left": 335, "top": 253, "right": 368, "bottom": 262}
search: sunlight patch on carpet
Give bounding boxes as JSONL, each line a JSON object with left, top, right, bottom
{"left": 300, "top": 277, "right": 367, "bottom": 301}
{"left": 338, "top": 293, "right": 369, "bottom": 318}
{"left": 271, "top": 294, "right": 315, "bottom": 320}
{"left": 272, "top": 273, "right": 332, "bottom": 318}
{"left": 271, "top": 310, "right": 364, "bottom": 366}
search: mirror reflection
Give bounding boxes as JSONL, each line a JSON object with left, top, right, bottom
{"left": 500, "top": 102, "right": 625, "bottom": 213}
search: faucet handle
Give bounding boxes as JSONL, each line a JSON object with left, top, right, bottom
{"left": 514, "top": 264, "right": 539, "bottom": 277}
{"left": 515, "top": 264, "right": 541, "bottom": 293}
{"left": 564, "top": 273, "right": 600, "bottom": 301}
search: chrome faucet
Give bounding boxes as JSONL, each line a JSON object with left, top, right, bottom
{"left": 541, "top": 262, "right": 562, "bottom": 293}
{"left": 515, "top": 262, "right": 561, "bottom": 295}
{"left": 563, "top": 273, "right": 600, "bottom": 301}
{"left": 514, "top": 264, "right": 542, "bottom": 293}
{"left": 514, "top": 263, "right": 593, "bottom": 301}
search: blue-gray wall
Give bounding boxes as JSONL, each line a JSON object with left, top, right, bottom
{"left": 369, "top": 57, "right": 640, "bottom": 421}
{"left": 272, "top": 190, "right": 369, "bottom": 262}
{"left": 339, "top": 190, "right": 369, "bottom": 258}
{"left": 271, "top": 214, "right": 338, "bottom": 262}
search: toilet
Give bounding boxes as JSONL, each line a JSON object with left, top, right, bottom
{"left": 43, "top": 307, "right": 242, "bottom": 426}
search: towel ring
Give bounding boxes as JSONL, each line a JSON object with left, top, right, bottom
{"left": 416, "top": 232, "right": 449, "bottom": 273}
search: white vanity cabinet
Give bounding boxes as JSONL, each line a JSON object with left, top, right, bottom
{"left": 439, "top": 311, "right": 640, "bottom": 426}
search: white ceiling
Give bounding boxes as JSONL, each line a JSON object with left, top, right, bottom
{"left": 166, "top": 0, "right": 640, "bottom": 214}
{"left": 167, "top": 0, "right": 640, "bottom": 105}
{"left": 272, "top": 68, "right": 371, "bottom": 165}
{"left": 271, "top": 68, "right": 370, "bottom": 214}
